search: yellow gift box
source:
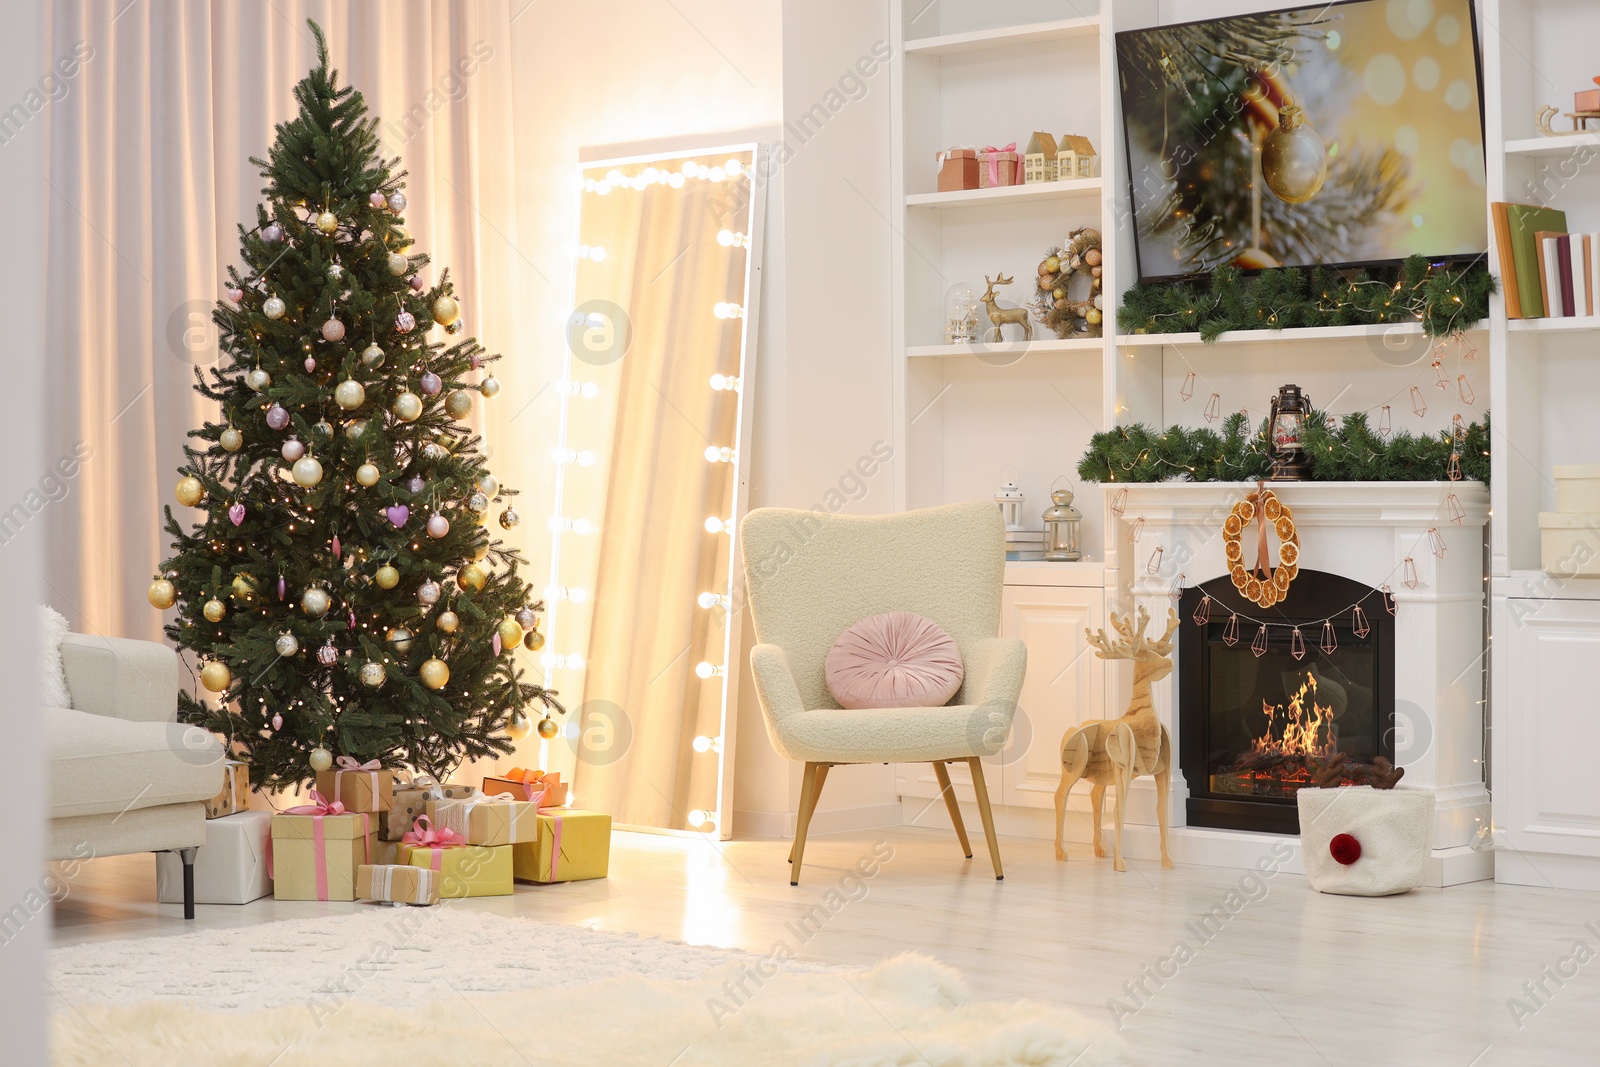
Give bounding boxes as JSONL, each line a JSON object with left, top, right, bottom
{"left": 512, "top": 810, "right": 612, "bottom": 884}
{"left": 204, "top": 759, "right": 250, "bottom": 819}
{"left": 314, "top": 758, "right": 394, "bottom": 814}
{"left": 426, "top": 795, "right": 539, "bottom": 847}
{"left": 269, "top": 808, "right": 375, "bottom": 901}
{"left": 400, "top": 841, "right": 513, "bottom": 897}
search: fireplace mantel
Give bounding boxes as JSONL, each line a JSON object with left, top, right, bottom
{"left": 1099, "top": 480, "right": 1491, "bottom": 880}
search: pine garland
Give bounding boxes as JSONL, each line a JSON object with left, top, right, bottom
{"left": 1077, "top": 410, "right": 1490, "bottom": 484}
{"left": 1117, "top": 256, "right": 1496, "bottom": 342}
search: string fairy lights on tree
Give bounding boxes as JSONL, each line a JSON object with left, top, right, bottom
{"left": 150, "top": 21, "right": 562, "bottom": 788}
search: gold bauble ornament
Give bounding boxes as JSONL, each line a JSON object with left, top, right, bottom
{"left": 497, "top": 618, "right": 524, "bottom": 648}
{"left": 300, "top": 586, "right": 331, "bottom": 617}
{"left": 444, "top": 390, "right": 473, "bottom": 418}
{"left": 147, "top": 578, "right": 177, "bottom": 609}
{"left": 473, "top": 543, "right": 489, "bottom": 561}
{"left": 477, "top": 475, "right": 499, "bottom": 499}
{"left": 436, "top": 610, "right": 460, "bottom": 634}
{"left": 393, "top": 225, "right": 413, "bottom": 248}
{"left": 334, "top": 379, "right": 366, "bottom": 410}
{"left": 375, "top": 565, "right": 400, "bottom": 590}
{"left": 523, "top": 629, "right": 545, "bottom": 652}
{"left": 316, "top": 211, "right": 338, "bottom": 233}
{"left": 200, "top": 660, "right": 232, "bottom": 693}
{"left": 1261, "top": 104, "right": 1328, "bottom": 205}
{"left": 536, "top": 716, "right": 560, "bottom": 740}
{"left": 431, "top": 295, "right": 460, "bottom": 326}
{"left": 175, "top": 476, "right": 205, "bottom": 507}
{"left": 202, "top": 599, "right": 226, "bottom": 622}
{"left": 479, "top": 376, "right": 501, "bottom": 399}
{"left": 387, "top": 252, "right": 409, "bottom": 276}
{"left": 505, "top": 713, "right": 534, "bottom": 742}
{"left": 356, "top": 463, "right": 381, "bottom": 487}
{"left": 220, "top": 427, "right": 243, "bottom": 452}
{"left": 419, "top": 657, "right": 450, "bottom": 689}
{"left": 231, "top": 573, "right": 257, "bottom": 601}
{"left": 359, "top": 661, "right": 386, "bottom": 688}
{"left": 308, "top": 746, "right": 334, "bottom": 772}
{"left": 291, "top": 456, "right": 323, "bottom": 488}
{"left": 457, "top": 562, "right": 486, "bottom": 592}
{"left": 394, "top": 391, "right": 423, "bottom": 422}
{"left": 498, "top": 507, "right": 520, "bottom": 530}
{"left": 387, "top": 626, "right": 414, "bottom": 653}
{"left": 362, "top": 343, "right": 385, "bottom": 367}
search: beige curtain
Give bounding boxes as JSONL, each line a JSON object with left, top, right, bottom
{"left": 569, "top": 155, "right": 751, "bottom": 828}
{"left": 41, "top": 1, "right": 531, "bottom": 667}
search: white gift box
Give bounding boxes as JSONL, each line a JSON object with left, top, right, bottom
{"left": 1297, "top": 785, "right": 1434, "bottom": 896}
{"left": 155, "top": 809, "right": 273, "bottom": 905}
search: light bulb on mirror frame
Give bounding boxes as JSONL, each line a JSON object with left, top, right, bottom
{"left": 695, "top": 661, "right": 724, "bottom": 679}
{"left": 692, "top": 735, "right": 723, "bottom": 754}
{"left": 704, "top": 516, "right": 731, "bottom": 534}
{"left": 704, "top": 446, "right": 735, "bottom": 463}
{"left": 697, "top": 592, "right": 730, "bottom": 610}
{"left": 687, "top": 809, "right": 718, "bottom": 829}
{"left": 709, "top": 374, "right": 740, "bottom": 392}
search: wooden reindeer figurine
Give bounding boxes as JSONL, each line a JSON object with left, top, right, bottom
{"left": 980, "top": 274, "right": 1034, "bottom": 343}
{"left": 1054, "top": 605, "right": 1179, "bottom": 872}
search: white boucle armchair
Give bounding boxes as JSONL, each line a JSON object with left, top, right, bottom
{"left": 741, "top": 501, "right": 1026, "bottom": 884}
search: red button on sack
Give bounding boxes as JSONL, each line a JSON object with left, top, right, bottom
{"left": 1329, "top": 833, "right": 1362, "bottom": 865}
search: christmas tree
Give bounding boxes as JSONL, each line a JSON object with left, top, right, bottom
{"left": 151, "top": 21, "right": 562, "bottom": 789}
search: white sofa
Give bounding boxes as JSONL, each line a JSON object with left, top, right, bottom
{"left": 45, "top": 633, "right": 225, "bottom": 918}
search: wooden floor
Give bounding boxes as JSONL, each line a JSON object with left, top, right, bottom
{"left": 53, "top": 825, "right": 1600, "bottom": 1065}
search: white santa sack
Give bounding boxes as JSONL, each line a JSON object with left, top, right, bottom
{"left": 1296, "top": 785, "right": 1434, "bottom": 896}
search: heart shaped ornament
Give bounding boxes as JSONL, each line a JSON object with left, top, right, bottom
{"left": 229, "top": 503, "right": 246, "bottom": 526}
{"left": 385, "top": 505, "right": 410, "bottom": 528}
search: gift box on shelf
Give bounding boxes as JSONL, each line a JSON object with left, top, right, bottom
{"left": 269, "top": 793, "right": 375, "bottom": 902}
{"left": 427, "top": 794, "right": 539, "bottom": 847}
{"left": 482, "top": 767, "right": 568, "bottom": 807}
{"left": 513, "top": 809, "right": 612, "bottom": 884}
{"left": 314, "top": 756, "right": 394, "bottom": 814}
{"left": 977, "top": 143, "right": 1021, "bottom": 189}
{"left": 357, "top": 863, "right": 440, "bottom": 906}
{"left": 203, "top": 759, "right": 250, "bottom": 820}
{"left": 156, "top": 809, "right": 273, "bottom": 905}
{"left": 399, "top": 815, "right": 513, "bottom": 897}
{"left": 935, "top": 147, "right": 978, "bottom": 192}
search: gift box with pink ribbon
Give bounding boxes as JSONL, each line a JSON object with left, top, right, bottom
{"left": 977, "top": 143, "right": 1021, "bottom": 189}
{"left": 482, "top": 767, "right": 568, "bottom": 808}
{"left": 314, "top": 756, "right": 394, "bottom": 814}
{"left": 380, "top": 773, "right": 478, "bottom": 841}
{"left": 512, "top": 809, "right": 612, "bottom": 884}
{"left": 269, "top": 791, "right": 375, "bottom": 901}
{"left": 398, "top": 815, "right": 513, "bottom": 898}
{"left": 426, "top": 792, "right": 539, "bottom": 847}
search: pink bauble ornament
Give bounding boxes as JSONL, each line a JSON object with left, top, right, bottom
{"left": 321, "top": 317, "right": 346, "bottom": 342}
{"left": 317, "top": 643, "right": 338, "bottom": 666}
{"left": 304, "top": 356, "right": 316, "bottom": 373}
{"left": 331, "top": 535, "right": 341, "bottom": 559}
{"left": 427, "top": 513, "right": 450, "bottom": 538}
{"left": 281, "top": 438, "right": 305, "bottom": 462}
{"left": 388, "top": 192, "right": 407, "bottom": 213}
{"left": 420, "top": 371, "right": 442, "bottom": 396}
{"left": 469, "top": 354, "right": 482, "bottom": 370}
{"left": 409, "top": 275, "right": 426, "bottom": 291}
{"left": 385, "top": 504, "right": 410, "bottom": 528}
{"left": 369, "top": 191, "right": 387, "bottom": 208}
{"left": 229, "top": 503, "right": 245, "bottom": 526}
{"left": 493, "top": 632, "right": 502, "bottom": 656}
{"left": 405, "top": 476, "right": 425, "bottom": 494}
{"left": 278, "top": 576, "right": 286, "bottom": 601}
{"left": 262, "top": 222, "right": 283, "bottom": 243}
{"left": 225, "top": 285, "right": 244, "bottom": 305}
{"left": 266, "top": 404, "right": 289, "bottom": 430}
{"left": 396, "top": 311, "right": 416, "bottom": 333}
{"left": 348, "top": 610, "right": 357, "bottom": 631}
{"left": 272, "top": 713, "right": 283, "bottom": 730}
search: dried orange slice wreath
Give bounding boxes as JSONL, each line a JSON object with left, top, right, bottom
{"left": 1224, "top": 488, "right": 1299, "bottom": 608}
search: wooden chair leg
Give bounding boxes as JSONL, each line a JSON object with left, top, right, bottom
{"left": 790, "top": 762, "right": 827, "bottom": 885}
{"left": 964, "top": 757, "right": 1004, "bottom": 881}
{"left": 933, "top": 760, "right": 972, "bottom": 859}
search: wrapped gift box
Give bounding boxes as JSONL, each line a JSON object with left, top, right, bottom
{"left": 314, "top": 759, "right": 394, "bottom": 813}
{"left": 357, "top": 863, "right": 440, "bottom": 906}
{"left": 382, "top": 778, "right": 478, "bottom": 840}
{"left": 270, "top": 807, "right": 375, "bottom": 902}
{"left": 427, "top": 795, "right": 539, "bottom": 847}
{"left": 155, "top": 810, "right": 272, "bottom": 905}
{"left": 935, "top": 148, "right": 978, "bottom": 192}
{"left": 978, "top": 144, "right": 1021, "bottom": 189}
{"left": 513, "top": 810, "right": 612, "bottom": 884}
{"left": 401, "top": 841, "right": 513, "bottom": 897}
{"left": 203, "top": 759, "right": 250, "bottom": 820}
{"left": 482, "top": 768, "right": 568, "bottom": 807}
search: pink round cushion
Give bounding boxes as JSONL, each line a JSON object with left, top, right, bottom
{"left": 824, "top": 612, "right": 965, "bottom": 710}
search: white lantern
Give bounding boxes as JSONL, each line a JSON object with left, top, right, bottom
{"left": 1042, "top": 489, "right": 1083, "bottom": 561}
{"left": 995, "top": 482, "right": 1025, "bottom": 531}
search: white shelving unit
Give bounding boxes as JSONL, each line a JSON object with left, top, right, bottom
{"left": 883, "top": 0, "right": 1600, "bottom": 887}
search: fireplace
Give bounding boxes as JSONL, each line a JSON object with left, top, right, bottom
{"left": 1177, "top": 569, "right": 1395, "bottom": 834}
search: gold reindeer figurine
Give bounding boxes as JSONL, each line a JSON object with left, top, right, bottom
{"left": 980, "top": 273, "right": 1033, "bottom": 343}
{"left": 1054, "top": 606, "right": 1178, "bottom": 872}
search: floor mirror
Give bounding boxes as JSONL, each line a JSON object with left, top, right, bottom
{"left": 545, "top": 144, "right": 764, "bottom": 837}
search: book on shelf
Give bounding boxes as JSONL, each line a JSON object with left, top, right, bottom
{"left": 1005, "top": 530, "right": 1044, "bottom": 543}
{"left": 1494, "top": 203, "right": 1567, "bottom": 318}
{"left": 1005, "top": 549, "right": 1046, "bottom": 561}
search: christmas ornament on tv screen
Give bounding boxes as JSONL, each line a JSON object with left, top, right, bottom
{"left": 1261, "top": 104, "right": 1327, "bottom": 205}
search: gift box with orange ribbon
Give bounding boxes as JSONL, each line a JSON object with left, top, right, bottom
{"left": 513, "top": 809, "right": 612, "bottom": 884}
{"left": 398, "top": 815, "right": 513, "bottom": 898}
{"left": 269, "top": 791, "right": 375, "bottom": 901}
{"left": 426, "top": 792, "right": 539, "bottom": 847}
{"left": 314, "top": 756, "right": 394, "bottom": 814}
{"left": 482, "top": 767, "right": 568, "bottom": 808}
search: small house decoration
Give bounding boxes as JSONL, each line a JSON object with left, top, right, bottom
{"left": 1056, "top": 135, "right": 1098, "bottom": 179}
{"left": 1024, "top": 131, "right": 1059, "bottom": 183}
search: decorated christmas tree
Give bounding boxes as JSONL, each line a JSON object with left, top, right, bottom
{"left": 150, "top": 21, "right": 562, "bottom": 788}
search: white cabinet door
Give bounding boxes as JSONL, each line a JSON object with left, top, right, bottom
{"left": 1495, "top": 597, "right": 1600, "bottom": 864}
{"left": 997, "top": 584, "right": 1105, "bottom": 809}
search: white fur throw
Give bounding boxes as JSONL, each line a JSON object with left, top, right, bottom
{"left": 1297, "top": 785, "right": 1434, "bottom": 896}
{"left": 39, "top": 604, "right": 72, "bottom": 709}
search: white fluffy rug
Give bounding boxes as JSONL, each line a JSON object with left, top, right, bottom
{"left": 51, "top": 911, "right": 1124, "bottom": 1066}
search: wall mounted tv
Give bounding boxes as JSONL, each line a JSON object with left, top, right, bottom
{"left": 1115, "top": 0, "right": 1486, "bottom": 283}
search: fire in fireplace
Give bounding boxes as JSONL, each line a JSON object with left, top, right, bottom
{"left": 1178, "top": 569, "right": 1394, "bottom": 834}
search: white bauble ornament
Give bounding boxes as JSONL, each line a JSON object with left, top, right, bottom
{"left": 477, "top": 475, "right": 499, "bottom": 499}
{"left": 427, "top": 513, "right": 450, "bottom": 538}
{"left": 334, "top": 379, "right": 366, "bottom": 410}
{"left": 309, "top": 746, "right": 334, "bottom": 771}
{"left": 321, "top": 317, "right": 346, "bottom": 342}
{"left": 359, "top": 662, "right": 386, "bottom": 688}
{"left": 220, "top": 427, "right": 243, "bottom": 452}
{"left": 418, "top": 579, "right": 442, "bottom": 605}
{"left": 246, "top": 368, "right": 272, "bottom": 391}
{"left": 479, "top": 376, "right": 501, "bottom": 398}
{"left": 387, "top": 253, "right": 409, "bottom": 276}
{"left": 301, "top": 587, "right": 331, "bottom": 617}
{"left": 395, "top": 311, "right": 417, "bottom": 334}
{"left": 505, "top": 713, "right": 534, "bottom": 742}
{"left": 263, "top": 296, "right": 286, "bottom": 320}
{"left": 291, "top": 456, "right": 323, "bottom": 487}
{"left": 345, "top": 419, "right": 367, "bottom": 441}
{"left": 388, "top": 192, "right": 408, "bottom": 213}
{"left": 362, "top": 343, "right": 385, "bottom": 367}
{"left": 281, "top": 438, "right": 305, "bottom": 462}
{"left": 275, "top": 633, "right": 299, "bottom": 657}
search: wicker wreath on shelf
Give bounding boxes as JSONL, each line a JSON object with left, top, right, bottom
{"left": 1030, "top": 227, "right": 1104, "bottom": 339}
{"left": 1223, "top": 487, "right": 1300, "bottom": 608}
